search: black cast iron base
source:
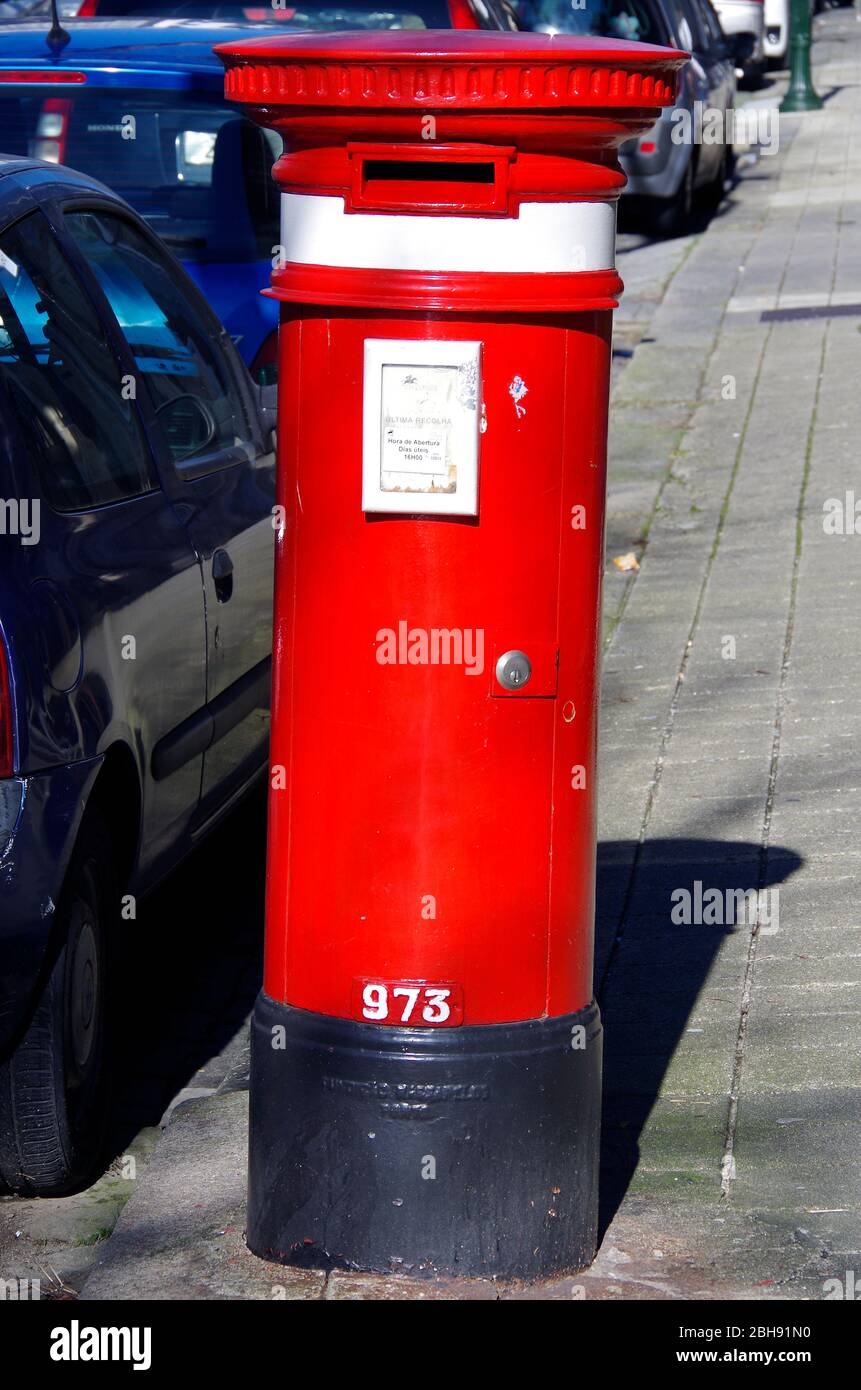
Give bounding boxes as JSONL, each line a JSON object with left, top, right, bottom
{"left": 247, "top": 992, "right": 602, "bottom": 1280}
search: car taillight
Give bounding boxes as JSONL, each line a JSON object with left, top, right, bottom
{"left": 250, "top": 329, "right": 279, "bottom": 387}
{"left": 0, "top": 632, "right": 14, "bottom": 778}
{"left": 639, "top": 140, "right": 657, "bottom": 154}
{"left": 76, "top": 0, "right": 100, "bottom": 13}
{"left": 0, "top": 71, "right": 86, "bottom": 83}
{"left": 33, "top": 98, "right": 72, "bottom": 164}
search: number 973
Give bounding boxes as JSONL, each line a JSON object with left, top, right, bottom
{"left": 352, "top": 979, "right": 464, "bottom": 1027}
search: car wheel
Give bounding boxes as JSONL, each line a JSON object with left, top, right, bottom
{"left": 742, "top": 59, "right": 767, "bottom": 90}
{"left": 647, "top": 155, "right": 695, "bottom": 238}
{"left": 0, "top": 810, "right": 115, "bottom": 1195}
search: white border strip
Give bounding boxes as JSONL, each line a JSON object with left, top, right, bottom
{"left": 280, "top": 192, "right": 616, "bottom": 274}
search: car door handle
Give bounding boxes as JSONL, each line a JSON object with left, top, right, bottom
{"left": 212, "top": 548, "right": 234, "bottom": 603}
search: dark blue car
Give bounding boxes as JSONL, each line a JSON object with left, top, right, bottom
{"left": 0, "top": 154, "right": 275, "bottom": 1193}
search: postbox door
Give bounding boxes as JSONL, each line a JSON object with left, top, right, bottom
{"left": 265, "top": 308, "right": 608, "bottom": 1026}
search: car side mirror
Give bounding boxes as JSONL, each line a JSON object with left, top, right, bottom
{"left": 726, "top": 32, "right": 755, "bottom": 66}
{"left": 155, "top": 393, "right": 217, "bottom": 462}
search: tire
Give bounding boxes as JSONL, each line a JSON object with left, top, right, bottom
{"left": 647, "top": 155, "right": 695, "bottom": 238}
{"left": 0, "top": 810, "right": 116, "bottom": 1195}
{"left": 742, "top": 60, "right": 767, "bottom": 90}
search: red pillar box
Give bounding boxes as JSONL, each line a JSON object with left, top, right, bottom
{"left": 218, "top": 31, "right": 683, "bottom": 1279}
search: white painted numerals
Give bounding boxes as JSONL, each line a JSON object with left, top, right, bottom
{"left": 352, "top": 979, "right": 464, "bottom": 1027}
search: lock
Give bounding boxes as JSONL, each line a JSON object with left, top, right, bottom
{"left": 496, "top": 650, "right": 532, "bottom": 691}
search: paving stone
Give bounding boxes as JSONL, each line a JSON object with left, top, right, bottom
{"left": 326, "top": 1271, "right": 497, "bottom": 1300}
{"left": 82, "top": 1093, "right": 324, "bottom": 1301}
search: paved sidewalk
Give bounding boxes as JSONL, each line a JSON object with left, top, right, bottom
{"left": 597, "top": 10, "right": 861, "bottom": 1298}
{"left": 21, "top": 10, "right": 856, "bottom": 1302}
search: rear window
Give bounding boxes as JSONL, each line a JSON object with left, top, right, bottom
{"left": 508, "top": 0, "right": 671, "bottom": 45}
{"left": 0, "top": 92, "right": 282, "bottom": 265}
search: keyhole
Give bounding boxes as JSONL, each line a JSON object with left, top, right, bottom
{"left": 496, "top": 650, "right": 532, "bottom": 691}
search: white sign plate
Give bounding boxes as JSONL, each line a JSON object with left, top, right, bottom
{"left": 362, "top": 339, "right": 481, "bottom": 515}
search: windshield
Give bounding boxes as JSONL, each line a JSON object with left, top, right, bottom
{"left": 64, "top": 1, "right": 455, "bottom": 23}
{"left": 0, "top": 91, "right": 282, "bottom": 264}
{"left": 508, "top": 0, "right": 670, "bottom": 44}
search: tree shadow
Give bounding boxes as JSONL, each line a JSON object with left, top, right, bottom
{"left": 595, "top": 837, "right": 804, "bottom": 1240}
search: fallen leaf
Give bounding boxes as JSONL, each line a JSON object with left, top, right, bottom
{"left": 612, "top": 552, "right": 640, "bottom": 573}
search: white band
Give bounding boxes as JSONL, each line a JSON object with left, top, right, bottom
{"left": 279, "top": 192, "right": 616, "bottom": 274}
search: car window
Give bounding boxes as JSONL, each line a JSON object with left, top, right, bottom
{"left": 508, "top": 0, "right": 671, "bottom": 45}
{"left": 511, "top": 0, "right": 673, "bottom": 43}
{"left": 697, "top": 0, "right": 727, "bottom": 50}
{"left": 676, "top": 0, "right": 708, "bottom": 50}
{"left": 0, "top": 211, "right": 156, "bottom": 512}
{"left": 64, "top": 210, "right": 251, "bottom": 468}
{"left": 0, "top": 93, "right": 281, "bottom": 266}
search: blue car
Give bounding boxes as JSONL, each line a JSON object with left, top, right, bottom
{"left": 0, "top": 3, "right": 517, "bottom": 378}
{"left": 0, "top": 154, "right": 276, "bottom": 1193}
{"left": 0, "top": 17, "right": 287, "bottom": 380}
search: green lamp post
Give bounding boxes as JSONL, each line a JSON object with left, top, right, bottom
{"left": 780, "top": 0, "right": 823, "bottom": 113}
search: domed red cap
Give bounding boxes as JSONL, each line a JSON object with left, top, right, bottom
{"left": 217, "top": 30, "right": 685, "bottom": 114}
{"left": 217, "top": 30, "right": 686, "bottom": 157}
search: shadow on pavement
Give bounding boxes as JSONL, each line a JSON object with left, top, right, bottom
{"left": 595, "top": 837, "right": 804, "bottom": 1241}
{"left": 105, "top": 784, "right": 267, "bottom": 1163}
{"left": 104, "top": 809, "right": 804, "bottom": 1254}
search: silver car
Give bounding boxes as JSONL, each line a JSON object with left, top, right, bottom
{"left": 508, "top": 0, "right": 741, "bottom": 236}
